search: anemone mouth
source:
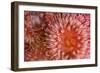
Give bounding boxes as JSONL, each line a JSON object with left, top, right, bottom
{"left": 24, "top": 12, "right": 90, "bottom": 61}
{"left": 61, "top": 30, "right": 79, "bottom": 53}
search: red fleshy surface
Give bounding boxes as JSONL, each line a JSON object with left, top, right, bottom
{"left": 24, "top": 11, "right": 90, "bottom": 61}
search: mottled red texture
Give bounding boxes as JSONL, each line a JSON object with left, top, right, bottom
{"left": 24, "top": 11, "right": 90, "bottom": 61}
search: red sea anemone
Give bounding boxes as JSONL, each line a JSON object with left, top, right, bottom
{"left": 44, "top": 13, "right": 90, "bottom": 60}
{"left": 24, "top": 12, "right": 90, "bottom": 61}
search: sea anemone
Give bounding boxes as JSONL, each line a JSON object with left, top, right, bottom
{"left": 44, "top": 13, "right": 90, "bottom": 60}
{"left": 24, "top": 11, "right": 90, "bottom": 61}
{"left": 24, "top": 12, "right": 47, "bottom": 61}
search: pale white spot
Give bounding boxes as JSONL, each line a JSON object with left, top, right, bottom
{"left": 57, "top": 37, "right": 61, "bottom": 42}
{"left": 62, "top": 52, "right": 65, "bottom": 56}
{"left": 67, "top": 25, "right": 71, "bottom": 31}
{"left": 61, "top": 29, "right": 64, "bottom": 33}
{"left": 72, "top": 25, "right": 76, "bottom": 29}
{"left": 76, "top": 21, "right": 81, "bottom": 26}
{"left": 77, "top": 50, "right": 80, "bottom": 54}
{"left": 44, "top": 33, "right": 49, "bottom": 36}
{"left": 53, "top": 35, "right": 57, "bottom": 38}
{"left": 72, "top": 51, "right": 76, "bottom": 55}
{"left": 31, "top": 16, "right": 41, "bottom": 25}
{"left": 65, "top": 55, "right": 69, "bottom": 59}
{"left": 80, "top": 40, "right": 84, "bottom": 43}
{"left": 77, "top": 44, "right": 81, "bottom": 48}
{"left": 77, "top": 29, "right": 82, "bottom": 34}
{"left": 57, "top": 33, "right": 60, "bottom": 36}
{"left": 53, "top": 48, "right": 58, "bottom": 51}
{"left": 79, "top": 25, "right": 83, "bottom": 29}
{"left": 54, "top": 42, "right": 58, "bottom": 46}
{"left": 77, "top": 36, "right": 81, "bottom": 40}
{"left": 75, "top": 28, "right": 79, "bottom": 32}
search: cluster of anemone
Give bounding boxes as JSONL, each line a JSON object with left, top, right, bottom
{"left": 24, "top": 11, "right": 90, "bottom": 61}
